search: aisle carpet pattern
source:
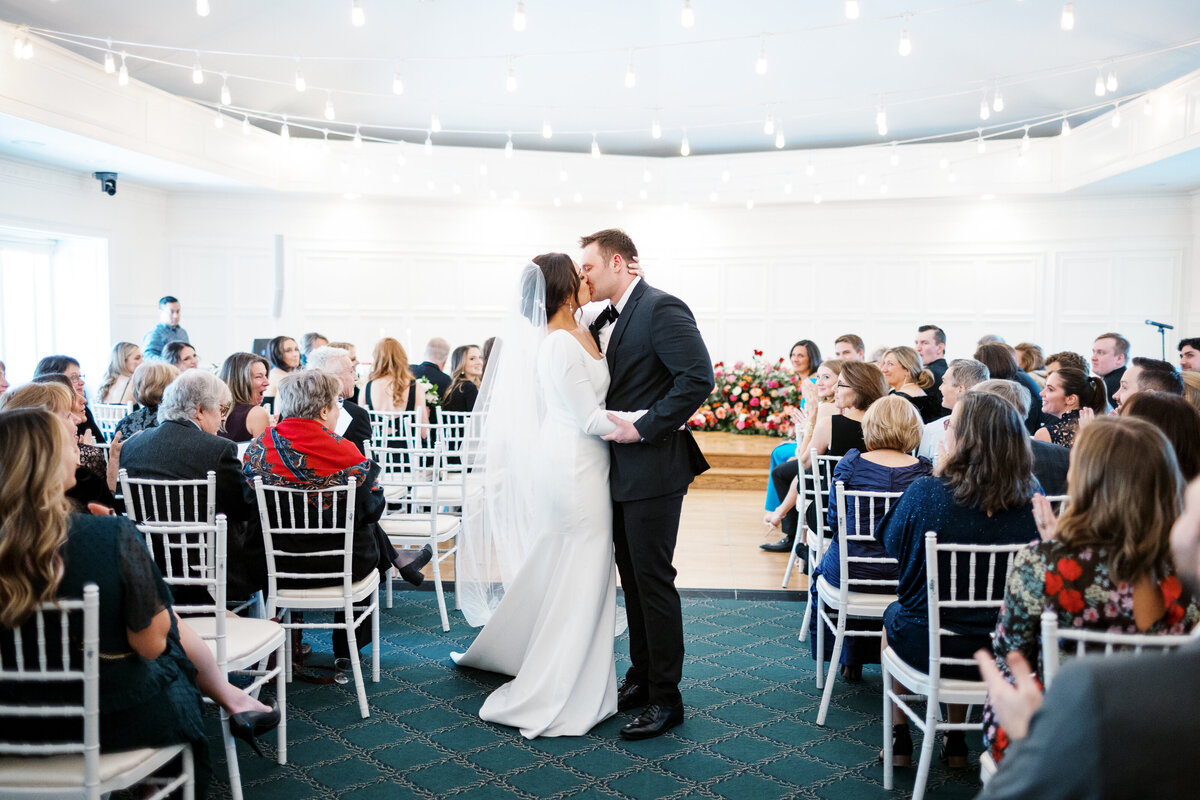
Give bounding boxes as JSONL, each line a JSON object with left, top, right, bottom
{"left": 207, "top": 594, "right": 982, "bottom": 799}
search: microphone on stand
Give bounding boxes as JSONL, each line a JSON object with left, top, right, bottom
{"left": 1145, "top": 319, "right": 1175, "bottom": 330}
{"left": 1145, "top": 320, "right": 1174, "bottom": 360}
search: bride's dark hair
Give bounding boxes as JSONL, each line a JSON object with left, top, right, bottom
{"left": 532, "top": 253, "right": 581, "bottom": 319}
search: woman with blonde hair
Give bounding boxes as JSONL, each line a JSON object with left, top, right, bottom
{"left": 98, "top": 341, "right": 142, "bottom": 404}
{"left": 364, "top": 337, "right": 428, "bottom": 424}
{"left": 114, "top": 361, "right": 179, "bottom": 440}
{"left": 880, "top": 346, "right": 944, "bottom": 423}
{"left": 0, "top": 408, "right": 278, "bottom": 798}
{"left": 983, "top": 417, "right": 1200, "bottom": 764}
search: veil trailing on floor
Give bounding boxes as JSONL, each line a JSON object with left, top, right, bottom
{"left": 456, "top": 262, "right": 552, "bottom": 626}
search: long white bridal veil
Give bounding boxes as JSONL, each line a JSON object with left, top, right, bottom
{"left": 457, "top": 262, "right": 548, "bottom": 627}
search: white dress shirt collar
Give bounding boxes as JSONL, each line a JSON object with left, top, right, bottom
{"left": 613, "top": 276, "right": 641, "bottom": 315}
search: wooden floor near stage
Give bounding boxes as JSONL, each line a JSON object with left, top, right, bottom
{"left": 416, "top": 432, "right": 804, "bottom": 594}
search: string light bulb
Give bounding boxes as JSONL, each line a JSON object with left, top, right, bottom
{"left": 513, "top": 2, "right": 527, "bottom": 32}
{"left": 875, "top": 106, "right": 888, "bottom": 136}
{"left": 651, "top": 116, "right": 662, "bottom": 139}
{"left": 845, "top": 0, "right": 860, "bottom": 20}
{"left": 763, "top": 113, "right": 775, "bottom": 136}
{"left": 351, "top": 0, "right": 365, "bottom": 27}
{"left": 192, "top": 56, "right": 204, "bottom": 85}
{"left": 1106, "top": 69, "right": 1118, "bottom": 93}
{"left": 898, "top": 23, "right": 912, "bottom": 56}
{"left": 424, "top": 132, "right": 433, "bottom": 154}
{"left": 625, "top": 56, "right": 637, "bottom": 88}
{"left": 294, "top": 65, "right": 306, "bottom": 93}
{"left": 755, "top": 38, "right": 768, "bottom": 75}
{"left": 1061, "top": 116, "right": 1071, "bottom": 136}
{"left": 197, "top": 0, "right": 210, "bottom": 17}
{"left": 505, "top": 133, "right": 514, "bottom": 158}
{"left": 279, "top": 118, "right": 290, "bottom": 142}
{"left": 680, "top": 132, "right": 691, "bottom": 156}
{"left": 1061, "top": 2, "right": 1074, "bottom": 31}
{"left": 979, "top": 93, "right": 991, "bottom": 121}
{"left": 1094, "top": 69, "right": 1106, "bottom": 97}
{"left": 681, "top": 0, "right": 695, "bottom": 29}
{"left": 103, "top": 51, "right": 115, "bottom": 74}
{"left": 324, "top": 93, "right": 335, "bottom": 120}
{"left": 774, "top": 125, "right": 785, "bottom": 149}
{"left": 591, "top": 134, "right": 601, "bottom": 158}
{"left": 353, "top": 125, "right": 363, "bottom": 148}
{"left": 220, "top": 76, "right": 231, "bottom": 106}
{"left": 542, "top": 118, "right": 553, "bottom": 139}
{"left": 1111, "top": 103, "right": 1122, "bottom": 128}
{"left": 992, "top": 86, "right": 1004, "bottom": 112}
{"left": 506, "top": 61, "right": 517, "bottom": 92}
{"left": 431, "top": 113, "right": 442, "bottom": 133}
{"left": 392, "top": 71, "right": 404, "bottom": 95}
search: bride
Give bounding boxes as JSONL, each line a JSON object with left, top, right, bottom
{"left": 452, "top": 253, "right": 635, "bottom": 739}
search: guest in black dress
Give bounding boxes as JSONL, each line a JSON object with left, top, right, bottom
{"left": 442, "top": 344, "right": 484, "bottom": 412}
{"left": 218, "top": 352, "right": 272, "bottom": 443}
{"left": 0, "top": 408, "right": 279, "bottom": 798}
{"left": 1034, "top": 367, "right": 1108, "bottom": 448}
{"left": 114, "top": 360, "right": 179, "bottom": 441}
{"left": 880, "top": 346, "right": 946, "bottom": 424}
{"left": 876, "top": 392, "right": 1038, "bottom": 767}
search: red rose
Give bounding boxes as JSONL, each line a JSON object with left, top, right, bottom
{"left": 1161, "top": 575, "right": 1182, "bottom": 605}
{"left": 1058, "top": 589, "right": 1085, "bottom": 613}
{"left": 1167, "top": 604, "right": 1185, "bottom": 626}
{"left": 1056, "top": 558, "right": 1083, "bottom": 582}
{"left": 994, "top": 727, "right": 1009, "bottom": 753}
{"left": 1044, "top": 571, "right": 1063, "bottom": 595}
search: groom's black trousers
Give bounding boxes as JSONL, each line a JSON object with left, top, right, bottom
{"left": 613, "top": 490, "right": 686, "bottom": 708}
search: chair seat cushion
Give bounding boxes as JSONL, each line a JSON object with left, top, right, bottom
{"left": 276, "top": 571, "right": 379, "bottom": 601}
{"left": 0, "top": 744, "right": 185, "bottom": 786}
{"left": 379, "top": 514, "right": 460, "bottom": 538}
{"left": 187, "top": 616, "right": 285, "bottom": 665}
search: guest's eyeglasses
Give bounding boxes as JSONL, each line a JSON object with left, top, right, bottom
{"left": 219, "top": 403, "right": 232, "bottom": 417}
{"left": 836, "top": 382, "right": 851, "bottom": 389}
{"left": 66, "top": 373, "right": 86, "bottom": 384}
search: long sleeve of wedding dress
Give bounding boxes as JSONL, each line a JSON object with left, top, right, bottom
{"left": 541, "top": 330, "right": 618, "bottom": 436}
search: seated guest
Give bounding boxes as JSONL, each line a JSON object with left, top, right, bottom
{"left": 808, "top": 395, "right": 932, "bottom": 679}
{"left": 917, "top": 358, "right": 989, "bottom": 460}
{"left": 972, "top": 379, "right": 1070, "bottom": 496}
{"left": 789, "top": 340, "right": 822, "bottom": 405}
{"left": 114, "top": 360, "right": 179, "bottom": 441}
{"left": 1120, "top": 392, "right": 1200, "bottom": 482}
{"left": 877, "top": 392, "right": 1039, "bottom": 767}
{"left": 328, "top": 340, "right": 361, "bottom": 404}
{"left": 1043, "top": 350, "right": 1088, "bottom": 376}
{"left": 1014, "top": 342, "right": 1046, "bottom": 388}
{"left": 914, "top": 324, "right": 948, "bottom": 397}
{"left": 34, "top": 355, "right": 104, "bottom": 443}
{"left": 442, "top": 344, "right": 484, "bottom": 413}
{"left": 365, "top": 337, "right": 429, "bottom": 424}
{"left": 976, "top": 475, "right": 1200, "bottom": 799}
{"left": 411, "top": 336, "right": 452, "bottom": 401}
{"left": 1113, "top": 356, "right": 1184, "bottom": 409}
{"left": 1179, "top": 337, "right": 1200, "bottom": 372}
{"left": 764, "top": 361, "right": 888, "bottom": 549}
{"left": 307, "top": 345, "right": 371, "bottom": 450}
{"left": 0, "top": 408, "right": 278, "bottom": 799}
{"left": 983, "top": 417, "right": 1200, "bottom": 765}
{"left": 163, "top": 340, "right": 200, "bottom": 371}
{"left": 1183, "top": 371, "right": 1200, "bottom": 416}
{"left": 1034, "top": 367, "right": 1108, "bottom": 447}
{"left": 0, "top": 382, "right": 119, "bottom": 510}
{"left": 880, "top": 346, "right": 945, "bottom": 423}
{"left": 263, "top": 335, "right": 300, "bottom": 399}
{"left": 974, "top": 342, "right": 1044, "bottom": 434}
{"left": 977, "top": 334, "right": 1006, "bottom": 347}
{"left": 1092, "top": 331, "right": 1130, "bottom": 409}
{"left": 761, "top": 359, "right": 843, "bottom": 552}
{"left": 142, "top": 295, "right": 189, "bottom": 359}
{"left": 98, "top": 342, "right": 142, "bottom": 404}
{"left": 301, "top": 332, "right": 328, "bottom": 367}
{"left": 30, "top": 374, "right": 122, "bottom": 499}
{"left": 218, "top": 352, "right": 271, "bottom": 443}
{"left": 833, "top": 333, "right": 865, "bottom": 362}
{"left": 120, "top": 370, "right": 264, "bottom": 600}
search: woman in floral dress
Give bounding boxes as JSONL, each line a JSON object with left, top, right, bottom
{"left": 983, "top": 417, "right": 1200, "bottom": 762}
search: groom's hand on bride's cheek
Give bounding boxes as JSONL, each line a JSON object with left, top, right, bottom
{"left": 603, "top": 414, "right": 642, "bottom": 444}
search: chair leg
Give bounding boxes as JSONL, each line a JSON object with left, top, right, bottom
{"left": 219, "top": 707, "right": 244, "bottom": 800}
{"left": 182, "top": 745, "right": 196, "bottom": 800}
{"left": 816, "top": 614, "right": 848, "bottom": 726}
{"left": 781, "top": 528, "right": 803, "bottom": 588}
{"left": 815, "top": 599, "right": 826, "bottom": 689}
{"left": 284, "top": 624, "right": 293, "bottom": 684}
{"left": 275, "top": 640, "right": 287, "bottom": 765}
{"left": 912, "top": 699, "right": 939, "bottom": 800}
{"left": 386, "top": 567, "right": 393, "bottom": 609}
{"left": 432, "top": 543, "right": 449, "bottom": 632}
{"left": 798, "top": 543, "right": 815, "bottom": 637}
{"left": 882, "top": 658, "right": 894, "bottom": 790}
{"left": 371, "top": 588, "right": 380, "bottom": 683}
{"left": 346, "top": 602, "right": 369, "bottom": 718}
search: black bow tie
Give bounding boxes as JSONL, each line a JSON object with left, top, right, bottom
{"left": 588, "top": 305, "right": 620, "bottom": 346}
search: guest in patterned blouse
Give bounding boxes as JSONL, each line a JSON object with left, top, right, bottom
{"left": 983, "top": 416, "right": 1200, "bottom": 763}
{"left": 1034, "top": 367, "right": 1108, "bottom": 448}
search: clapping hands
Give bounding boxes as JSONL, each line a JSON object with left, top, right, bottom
{"left": 974, "top": 649, "right": 1044, "bottom": 741}
{"left": 1032, "top": 493, "right": 1059, "bottom": 541}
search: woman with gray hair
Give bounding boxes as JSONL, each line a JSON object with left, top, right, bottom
{"left": 242, "top": 371, "right": 430, "bottom": 661}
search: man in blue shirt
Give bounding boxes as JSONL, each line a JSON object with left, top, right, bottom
{"left": 143, "top": 296, "right": 190, "bottom": 359}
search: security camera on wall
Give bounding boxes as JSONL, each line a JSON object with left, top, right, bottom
{"left": 92, "top": 172, "right": 117, "bottom": 196}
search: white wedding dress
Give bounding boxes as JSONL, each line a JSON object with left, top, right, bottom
{"left": 452, "top": 328, "right": 620, "bottom": 739}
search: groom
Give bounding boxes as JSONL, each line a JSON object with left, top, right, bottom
{"left": 580, "top": 228, "right": 714, "bottom": 740}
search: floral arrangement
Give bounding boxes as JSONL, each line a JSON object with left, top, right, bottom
{"left": 687, "top": 350, "right": 804, "bottom": 437}
{"left": 416, "top": 377, "right": 440, "bottom": 406}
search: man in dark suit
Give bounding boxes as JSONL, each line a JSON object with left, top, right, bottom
{"left": 410, "top": 337, "right": 452, "bottom": 401}
{"left": 976, "top": 475, "right": 1200, "bottom": 798}
{"left": 1092, "top": 331, "right": 1129, "bottom": 409}
{"left": 581, "top": 228, "right": 714, "bottom": 741}
{"left": 915, "top": 324, "right": 948, "bottom": 404}
{"left": 120, "top": 370, "right": 263, "bottom": 598}
{"left": 307, "top": 346, "right": 371, "bottom": 452}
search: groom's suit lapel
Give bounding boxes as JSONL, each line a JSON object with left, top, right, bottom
{"left": 606, "top": 280, "right": 647, "bottom": 371}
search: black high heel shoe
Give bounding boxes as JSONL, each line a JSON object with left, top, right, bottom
{"left": 228, "top": 703, "right": 281, "bottom": 758}
{"left": 397, "top": 545, "right": 433, "bottom": 587}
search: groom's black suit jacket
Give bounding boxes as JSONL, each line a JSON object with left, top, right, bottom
{"left": 606, "top": 280, "right": 714, "bottom": 503}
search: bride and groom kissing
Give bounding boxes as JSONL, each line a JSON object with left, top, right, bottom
{"left": 452, "top": 228, "right": 714, "bottom": 741}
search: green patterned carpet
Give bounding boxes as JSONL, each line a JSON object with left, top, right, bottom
{"left": 205, "top": 594, "right": 983, "bottom": 799}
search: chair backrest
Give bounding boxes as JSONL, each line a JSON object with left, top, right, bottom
{"left": 924, "top": 531, "right": 1028, "bottom": 680}
{"left": 368, "top": 410, "right": 418, "bottom": 452}
{"left": 119, "top": 469, "right": 216, "bottom": 527}
{"left": 253, "top": 476, "right": 358, "bottom": 598}
{"left": 809, "top": 450, "right": 843, "bottom": 538}
{"left": 387, "top": 444, "right": 447, "bottom": 518}
{"left": 435, "top": 410, "right": 473, "bottom": 460}
{"left": 1040, "top": 609, "right": 1194, "bottom": 691}
{"left": 0, "top": 584, "right": 99, "bottom": 777}
{"left": 833, "top": 482, "right": 903, "bottom": 594}
{"left": 91, "top": 402, "right": 132, "bottom": 441}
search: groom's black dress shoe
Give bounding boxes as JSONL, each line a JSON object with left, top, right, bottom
{"left": 619, "top": 703, "right": 684, "bottom": 740}
{"left": 617, "top": 679, "right": 648, "bottom": 713}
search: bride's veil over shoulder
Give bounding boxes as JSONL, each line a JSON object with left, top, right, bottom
{"left": 457, "top": 261, "right": 549, "bottom": 626}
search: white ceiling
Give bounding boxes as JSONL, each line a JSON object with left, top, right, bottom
{"left": 3, "top": 0, "right": 1200, "bottom": 160}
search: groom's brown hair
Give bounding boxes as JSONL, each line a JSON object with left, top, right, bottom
{"left": 579, "top": 228, "right": 638, "bottom": 266}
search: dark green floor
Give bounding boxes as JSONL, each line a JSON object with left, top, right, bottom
{"left": 207, "top": 594, "right": 983, "bottom": 799}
